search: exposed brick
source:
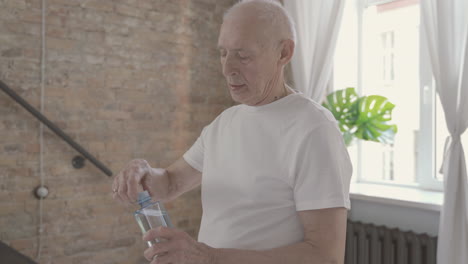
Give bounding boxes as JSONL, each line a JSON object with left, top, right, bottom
{"left": 0, "top": 0, "right": 237, "bottom": 263}
{"left": 17, "top": 9, "right": 42, "bottom": 23}
{"left": 0, "top": 204, "right": 18, "bottom": 216}
{"left": 81, "top": 0, "right": 114, "bottom": 13}
{"left": 47, "top": 37, "right": 78, "bottom": 51}
{"left": 115, "top": 3, "right": 145, "bottom": 19}
{"left": 47, "top": 0, "right": 81, "bottom": 7}
{"left": 46, "top": 25, "right": 68, "bottom": 38}
{"left": 4, "top": 21, "right": 41, "bottom": 36}
{"left": 24, "top": 0, "right": 41, "bottom": 9}
{"left": 3, "top": 0, "right": 27, "bottom": 9}
{"left": 1, "top": 48, "right": 22, "bottom": 57}
{"left": 9, "top": 238, "right": 35, "bottom": 251}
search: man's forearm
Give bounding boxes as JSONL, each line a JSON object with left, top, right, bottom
{"left": 163, "top": 158, "right": 202, "bottom": 201}
{"left": 210, "top": 241, "right": 342, "bottom": 264}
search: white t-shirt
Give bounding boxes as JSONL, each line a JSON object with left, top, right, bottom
{"left": 183, "top": 93, "right": 352, "bottom": 250}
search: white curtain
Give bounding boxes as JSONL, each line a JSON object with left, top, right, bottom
{"left": 283, "top": 0, "right": 344, "bottom": 102}
{"left": 421, "top": 1, "right": 468, "bottom": 263}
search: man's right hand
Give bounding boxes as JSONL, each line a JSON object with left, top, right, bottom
{"left": 112, "top": 159, "right": 171, "bottom": 204}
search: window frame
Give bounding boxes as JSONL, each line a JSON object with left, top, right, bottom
{"left": 350, "top": 0, "right": 443, "bottom": 191}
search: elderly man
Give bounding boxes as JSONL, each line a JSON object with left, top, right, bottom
{"left": 112, "top": 0, "right": 352, "bottom": 263}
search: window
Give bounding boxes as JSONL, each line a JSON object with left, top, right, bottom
{"left": 381, "top": 30, "right": 395, "bottom": 83}
{"left": 333, "top": 0, "right": 450, "bottom": 191}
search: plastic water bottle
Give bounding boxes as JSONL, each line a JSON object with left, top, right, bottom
{"left": 134, "top": 191, "right": 173, "bottom": 247}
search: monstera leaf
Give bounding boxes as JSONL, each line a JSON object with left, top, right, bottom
{"left": 322, "top": 87, "right": 358, "bottom": 132}
{"left": 354, "top": 95, "right": 397, "bottom": 144}
{"left": 322, "top": 87, "right": 359, "bottom": 146}
{"left": 322, "top": 88, "right": 397, "bottom": 146}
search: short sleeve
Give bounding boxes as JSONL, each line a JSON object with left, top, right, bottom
{"left": 292, "top": 121, "right": 352, "bottom": 211}
{"left": 183, "top": 127, "right": 207, "bottom": 173}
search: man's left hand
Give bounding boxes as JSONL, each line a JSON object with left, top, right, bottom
{"left": 143, "top": 226, "right": 216, "bottom": 264}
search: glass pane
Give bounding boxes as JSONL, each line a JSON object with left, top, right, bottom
{"left": 360, "top": 0, "right": 420, "bottom": 184}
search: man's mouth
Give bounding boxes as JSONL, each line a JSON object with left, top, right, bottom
{"left": 229, "top": 84, "right": 246, "bottom": 91}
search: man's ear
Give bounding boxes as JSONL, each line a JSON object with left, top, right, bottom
{"left": 278, "top": 39, "right": 295, "bottom": 66}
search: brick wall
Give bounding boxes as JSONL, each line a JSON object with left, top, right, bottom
{"left": 0, "top": 0, "right": 236, "bottom": 263}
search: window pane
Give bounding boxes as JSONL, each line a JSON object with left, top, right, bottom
{"left": 360, "top": 1, "right": 420, "bottom": 184}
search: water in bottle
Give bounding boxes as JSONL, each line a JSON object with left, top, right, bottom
{"left": 134, "top": 191, "right": 173, "bottom": 247}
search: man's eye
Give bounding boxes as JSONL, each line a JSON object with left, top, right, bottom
{"left": 219, "top": 50, "right": 227, "bottom": 57}
{"left": 238, "top": 53, "right": 248, "bottom": 59}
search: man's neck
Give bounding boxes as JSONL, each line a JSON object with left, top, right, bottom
{"left": 273, "top": 84, "right": 294, "bottom": 101}
{"left": 254, "top": 83, "right": 294, "bottom": 106}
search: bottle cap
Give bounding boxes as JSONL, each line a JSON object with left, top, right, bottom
{"left": 137, "top": 191, "right": 152, "bottom": 206}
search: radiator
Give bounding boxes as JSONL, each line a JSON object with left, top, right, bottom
{"left": 345, "top": 220, "right": 438, "bottom": 264}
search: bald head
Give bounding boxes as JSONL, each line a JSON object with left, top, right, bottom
{"left": 217, "top": 0, "right": 296, "bottom": 106}
{"left": 223, "top": 0, "right": 296, "bottom": 48}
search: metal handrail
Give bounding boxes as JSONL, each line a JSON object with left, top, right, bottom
{"left": 0, "top": 80, "right": 113, "bottom": 177}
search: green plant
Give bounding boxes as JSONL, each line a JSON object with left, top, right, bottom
{"left": 322, "top": 87, "right": 398, "bottom": 146}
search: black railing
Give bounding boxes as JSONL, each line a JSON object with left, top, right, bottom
{"left": 0, "top": 240, "right": 37, "bottom": 264}
{"left": 0, "top": 80, "right": 112, "bottom": 177}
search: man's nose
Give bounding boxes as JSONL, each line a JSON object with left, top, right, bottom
{"left": 222, "top": 56, "right": 239, "bottom": 77}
